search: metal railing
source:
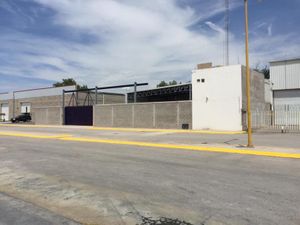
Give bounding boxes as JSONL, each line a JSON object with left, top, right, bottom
{"left": 252, "top": 110, "right": 300, "bottom": 132}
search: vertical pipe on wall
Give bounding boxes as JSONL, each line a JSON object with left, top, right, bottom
{"left": 134, "top": 82, "right": 137, "bottom": 103}
{"left": 176, "top": 103, "right": 180, "bottom": 128}
{"left": 62, "top": 89, "right": 65, "bottom": 125}
{"left": 153, "top": 103, "right": 156, "bottom": 128}
{"left": 76, "top": 91, "right": 78, "bottom": 106}
{"left": 95, "top": 86, "right": 98, "bottom": 105}
{"left": 12, "top": 91, "right": 15, "bottom": 119}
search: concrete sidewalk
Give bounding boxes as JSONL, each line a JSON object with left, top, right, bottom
{"left": 0, "top": 125, "right": 299, "bottom": 159}
{"left": 0, "top": 123, "right": 300, "bottom": 146}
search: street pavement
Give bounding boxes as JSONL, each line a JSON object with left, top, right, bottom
{"left": 0, "top": 192, "right": 79, "bottom": 225}
{"left": 0, "top": 126, "right": 300, "bottom": 224}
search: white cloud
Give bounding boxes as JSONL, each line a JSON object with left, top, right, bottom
{"left": 1, "top": 0, "right": 299, "bottom": 89}
{"left": 267, "top": 24, "right": 272, "bottom": 36}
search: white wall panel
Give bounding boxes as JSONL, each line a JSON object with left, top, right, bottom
{"left": 270, "top": 64, "right": 286, "bottom": 89}
{"left": 286, "top": 62, "right": 300, "bottom": 89}
{"left": 274, "top": 89, "right": 300, "bottom": 108}
{"left": 192, "top": 65, "right": 243, "bottom": 131}
{"left": 270, "top": 59, "right": 300, "bottom": 90}
{"left": 21, "top": 102, "right": 31, "bottom": 113}
{"left": 1, "top": 103, "right": 9, "bottom": 121}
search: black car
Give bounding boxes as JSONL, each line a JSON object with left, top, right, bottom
{"left": 11, "top": 113, "right": 32, "bottom": 123}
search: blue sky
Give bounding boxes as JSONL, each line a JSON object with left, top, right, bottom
{"left": 0, "top": 0, "right": 299, "bottom": 92}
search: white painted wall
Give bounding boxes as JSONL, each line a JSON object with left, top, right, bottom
{"left": 1, "top": 103, "right": 9, "bottom": 121}
{"left": 192, "top": 65, "right": 243, "bottom": 131}
{"left": 21, "top": 102, "right": 31, "bottom": 113}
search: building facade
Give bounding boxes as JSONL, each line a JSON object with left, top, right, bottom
{"left": 192, "top": 65, "right": 266, "bottom": 131}
{"left": 0, "top": 86, "right": 75, "bottom": 122}
{"left": 270, "top": 58, "right": 300, "bottom": 110}
{"left": 0, "top": 86, "right": 125, "bottom": 123}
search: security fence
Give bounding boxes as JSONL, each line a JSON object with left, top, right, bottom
{"left": 252, "top": 109, "right": 300, "bottom": 132}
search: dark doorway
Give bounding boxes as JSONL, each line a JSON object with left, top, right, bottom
{"left": 64, "top": 106, "right": 93, "bottom": 126}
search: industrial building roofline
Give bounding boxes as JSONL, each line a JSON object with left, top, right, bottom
{"left": 64, "top": 83, "right": 148, "bottom": 93}
{"left": 0, "top": 85, "right": 76, "bottom": 101}
{"left": 1, "top": 85, "right": 76, "bottom": 94}
{"left": 127, "top": 83, "right": 191, "bottom": 93}
{"left": 270, "top": 58, "right": 300, "bottom": 64}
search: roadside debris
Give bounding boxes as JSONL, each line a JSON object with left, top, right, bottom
{"left": 139, "top": 216, "right": 193, "bottom": 225}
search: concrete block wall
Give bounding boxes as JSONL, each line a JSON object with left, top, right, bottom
{"left": 242, "top": 67, "right": 269, "bottom": 129}
{"left": 94, "top": 101, "right": 192, "bottom": 129}
{"left": 0, "top": 95, "right": 71, "bottom": 120}
{"left": 0, "top": 92, "right": 123, "bottom": 124}
{"left": 242, "top": 67, "right": 266, "bottom": 111}
{"left": 74, "top": 93, "right": 125, "bottom": 106}
{"left": 32, "top": 106, "right": 62, "bottom": 125}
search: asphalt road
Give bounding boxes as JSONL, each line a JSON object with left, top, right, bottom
{"left": 0, "top": 131, "right": 300, "bottom": 225}
{"left": 0, "top": 192, "right": 79, "bottom": 225}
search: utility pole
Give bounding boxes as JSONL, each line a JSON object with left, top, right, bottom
{"left": 244, "top": 0, "right": 253, "bottom": 147}
{"left": 225, "top": 0, "right": 229, "bottom": 65}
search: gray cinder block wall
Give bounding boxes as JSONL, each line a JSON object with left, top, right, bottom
{"left": 241, "top": 67, "right": 269, "bottom": 129}
{"left": 93, "top": 101, "right": 192, "bottom": 129}
{"left": 242, "top": 67, "right": 267, "bottom": 111}
{"left": 32, "top": 106, "right": 62, "bottom": 125}
{"left": 0, "top": 95, "right": 68, "bottom": 122}
{"left": 0, "top": 92, "right": 125, "bottom": 125}
{"left": 74, "top": 93, "right": 125, "bottom": 106}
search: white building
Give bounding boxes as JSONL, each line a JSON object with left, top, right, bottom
{"left": 192, "top": 64, "right": 265, "bottom": 131}
{"left": 270, "top": 58, "right": 300, "bottom": 110}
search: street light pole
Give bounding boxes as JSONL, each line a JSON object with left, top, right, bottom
{"left": 244, "top": 0, "right": 253, "bottom": 147}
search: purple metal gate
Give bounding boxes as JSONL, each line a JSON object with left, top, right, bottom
{"left": 64, "top": 106, "right": 93, "bottom": 126}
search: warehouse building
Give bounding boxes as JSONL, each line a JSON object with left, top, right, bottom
{"left": 1, "top": 64, "right": 267, "bottom": 131}
{"left": 0, "top": 86, "right": 75, "bottom": 122}
{"left": 0, "top": 86, "right": 125, "bottom": 124}
{"left": 270, "top": 58, "right": 300, "bottom": 110}
{"left": 95, "top": 64, "right": 266, "bottom": 131}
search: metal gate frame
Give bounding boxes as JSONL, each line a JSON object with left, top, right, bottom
{"left": 62, "top": 82, "right": 148, "bottom": 126}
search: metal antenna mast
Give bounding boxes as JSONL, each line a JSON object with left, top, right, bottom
{"left": 225, "top": 0, "right": 229, "bottom": 65}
